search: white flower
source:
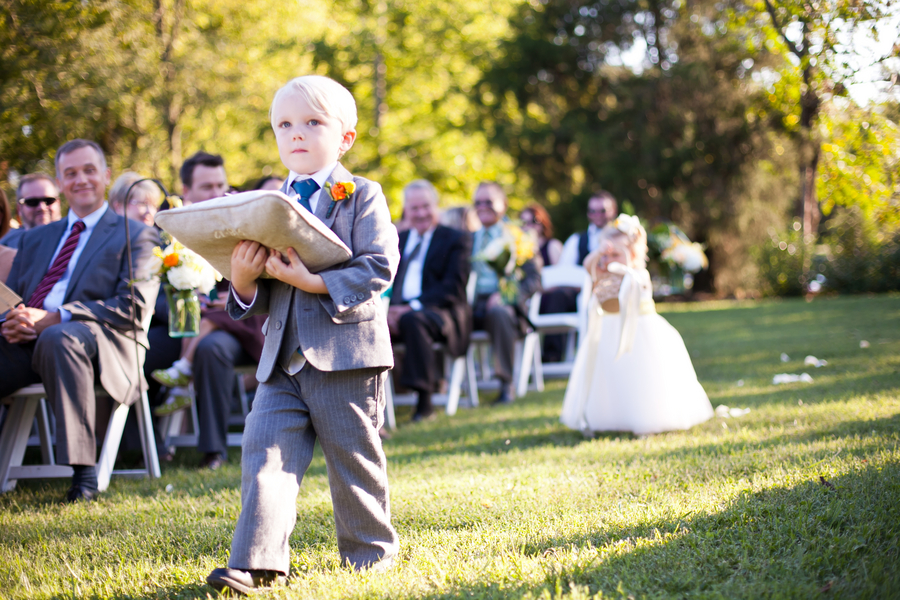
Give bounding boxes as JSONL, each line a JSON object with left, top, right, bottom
{"left": 662, "top": 241, "right": 708, "bottom": 273}
{"left": 614, "top": 214, "right": 642, "bottom": 237}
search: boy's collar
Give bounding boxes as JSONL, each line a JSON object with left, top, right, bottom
{"left": 287, "top": 162, "right": 339, "bottom": 190}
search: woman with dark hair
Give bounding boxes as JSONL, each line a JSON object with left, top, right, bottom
{"left": 0, "top": 188, "right": 12, "bottom": 239}
{"left": 520, "top": 203, "right": 563, "bottom": 266}
{"left": 0, "top": 189, "right": 16, "bottom": 281}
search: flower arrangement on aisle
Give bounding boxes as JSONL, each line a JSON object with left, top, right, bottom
{"left": 474, "top": 223, "right": 536, "bottom": 304}
{"left": 149, "top": 240, "right": 221, "bottom": 337}
{"left": 647, "top": 222, "right": 708, "bottom": 295}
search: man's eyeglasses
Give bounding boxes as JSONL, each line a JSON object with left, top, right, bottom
{"left": 587, "top": 208, "right": 608, "bottom": 215}
{"left": 473, "top": 199, "right": 494, "bottom": 208}
{"left": 18, "top": 196, "right": 58, "bottom": 208}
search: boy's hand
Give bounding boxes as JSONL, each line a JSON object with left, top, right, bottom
{"left": 265, "top": 247, "right": 327, "bottom": 294}
{"left": 231, "top": 240, "right": 268, "bottom": 303}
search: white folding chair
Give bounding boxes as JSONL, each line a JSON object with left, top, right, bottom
{"left": 0, "top": 385, "right": 160, "bottom": 492}
{"left": 382, "top": 274, "right": 479, "bottom": 429}
{"left": 528, "top": 264, "right": 591, "bottom": 377}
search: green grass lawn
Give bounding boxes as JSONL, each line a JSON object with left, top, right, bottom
{"left": 1, "top": 294, "right": 898, "bottom": 599}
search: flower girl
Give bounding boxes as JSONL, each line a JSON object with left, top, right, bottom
{"left": 560, "top": 215, "right": 713, "bottom": 435}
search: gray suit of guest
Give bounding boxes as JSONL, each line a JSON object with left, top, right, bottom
{"left": 225, "top": 163, "right": 400, "bottom": 574}
{"left": 0, "top": 207, "right": 159, "bottom": 465}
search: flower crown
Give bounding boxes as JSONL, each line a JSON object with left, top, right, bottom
{"left": 613, "top": 214, "right": 642, "bottom": 238}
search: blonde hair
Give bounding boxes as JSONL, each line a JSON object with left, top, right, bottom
{"left": 109, "top": 172, "right": 162, "bottom": 209}
{"left": 270, "top": 75, "right": 358, "bottom": 134}
{"left": 598, "top": 218, "right": 648, "bottom": 269}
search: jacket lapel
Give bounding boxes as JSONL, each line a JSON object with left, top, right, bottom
{"left": 397, "top": 229, "right": 410, "bottom": 262}
{"left": 66, "top": 208, "right": 119, "bottom": 303}
{"left": 317, "top": 163, "right": 353, "bottom": 229}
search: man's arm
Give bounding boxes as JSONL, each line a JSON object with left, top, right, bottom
{"left": 319, "top": 179, "right": 400, "bottom": 317}
{"left": 419, "top": 229, "right": 472, "bottom": 309}
{"left": 62, "top": 223, "right": 160, "bottom": 335}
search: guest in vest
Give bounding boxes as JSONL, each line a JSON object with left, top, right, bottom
{"left": 0, "top": 139, "right": 159, "bottom": 503}
{"left": 540, "top": 191, "right": 618, "bottom": 362}
{"left": 387, "top": 180, "right": 472, "bottom": 421}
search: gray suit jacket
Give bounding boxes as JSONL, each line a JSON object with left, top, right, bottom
{"left": 227, "top": 163, "right": 400, "bottom": 382}
{"left": 5, "top": 207, "right": 160, "bottom": 405}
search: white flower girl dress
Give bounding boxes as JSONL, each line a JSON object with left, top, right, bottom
{"left": 560, "top": 262, "right": 714, "bottom": 435}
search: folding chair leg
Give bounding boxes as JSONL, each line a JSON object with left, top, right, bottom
{"left": 0, "top": 397, "right": 40, "bottom": 492}
{"left": 383, "top": 370, "right": 397, "bottom": 431}
{"left": 135, "top": 390, "right": 161, "bottom": 479}
{"left": 532, "top": 337, "right": 545, "bottom": 392}
{"left": 466, "top": 352, "right": 479, "bottom": 407}
{"left": 516, "top": 333, "right": 540, "bottom": 398}
{"left": 96, "top": 402, "right": 130, "bottom": 492}
{"left": 445, "top": 356, "right": 466, "bottom": 416}
{"left": 36, "top": 398, "right": 55, "bottom": 465}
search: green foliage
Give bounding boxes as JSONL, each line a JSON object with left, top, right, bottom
{"left": 819, "top": 103, "right": 900, "bottom": 225}
{"left": 820, "top": 207, "right": 900, "bottom": 294}
{"left": 0, "top": 295, "right": 899, "bottom": 598}
{"left": 754, "top": 224, "right": 813, "bottom": 296}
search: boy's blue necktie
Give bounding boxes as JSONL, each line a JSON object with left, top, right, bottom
{"left": 291, "top": 178, "right": 320, "bottom": 213}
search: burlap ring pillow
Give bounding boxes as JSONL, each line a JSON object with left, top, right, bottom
{"left": 154, "top": 190, "right": 352, "bottom": 280}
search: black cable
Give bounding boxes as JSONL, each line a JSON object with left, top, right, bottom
{"left": 120, "top": 178, "right": 179, "bottom": 409}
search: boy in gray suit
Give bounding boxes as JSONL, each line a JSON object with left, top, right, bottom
{"left": 206, "top": 76, "right": 400, "bottom": 595}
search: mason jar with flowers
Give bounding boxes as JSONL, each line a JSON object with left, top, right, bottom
{"left": 149, "top": 240, "right": 221, "bottom": 337}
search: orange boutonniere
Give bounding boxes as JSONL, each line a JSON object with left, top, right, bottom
{"left": 324, "top": 180, "right": 356, "bottom": 218}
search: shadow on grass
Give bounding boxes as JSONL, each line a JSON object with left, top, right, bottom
{"left": 412, "top": 464, "right": 900, "bottom": 599}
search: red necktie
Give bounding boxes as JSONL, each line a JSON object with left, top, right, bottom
{"left": 27, "top": 220, "right": 86, "bottom": 309}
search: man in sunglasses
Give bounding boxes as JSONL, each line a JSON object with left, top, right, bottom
{"left": 558, "top": 191, "right": 618, "bottom": 267}
{"left": 1, "top": 174, "right": 63, "bottom": 248}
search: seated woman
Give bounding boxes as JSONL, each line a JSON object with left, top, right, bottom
{"left": 560, "top": 215, "right": 713, "bottom": 435}
{"left": 0, "top": 189, "right": 15, "bottom": 282}
{"left": 520, "top": 204, "right": 562, "bottom": 266}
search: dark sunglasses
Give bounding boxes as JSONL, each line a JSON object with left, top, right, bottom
{"left": 19, "top": 196, "right": 58, "bottom": 208}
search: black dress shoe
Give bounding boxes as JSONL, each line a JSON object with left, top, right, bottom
{"left": 200, "top": 452, "right": 226, "bottom": 470}
{"left": 411, "top": 410, "right": 436, "bottom": 423}
{"left": 206, "top": 567, "right": 282, "bottom": 595}
{"left": 64, "top": 485, "right": 97, "bottom": 503}
{"left": 492, "top": 384, "right": 515, "bottom": 405}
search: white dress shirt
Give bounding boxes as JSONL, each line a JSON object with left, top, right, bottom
{"left": 43, "top": 203, "right": 110, "bottom": 321}
{"left": 400, "top": 227, "right": 435, "bottom": 310}
{"left": 559, "top": 224, "right": 603, "bottom": 266}
{"left": 284, "top": 162, "right": 338, "bottom": 214}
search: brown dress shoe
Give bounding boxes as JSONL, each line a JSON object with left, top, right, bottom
{"left": 206, "top": 567, "right": 282, "bottom": 595}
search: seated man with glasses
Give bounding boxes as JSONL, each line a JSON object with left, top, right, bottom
{"left": 1, "top": 173, "right": 63, "bottom": 248}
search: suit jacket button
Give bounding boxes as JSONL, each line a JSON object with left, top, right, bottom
{"left": 275, "top": 321, "right": 282, "bottom": 330}
{"left": 343, "top": 296, "right": 351, "bottom": 304}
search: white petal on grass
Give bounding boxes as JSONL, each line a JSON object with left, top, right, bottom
{"left": 804, "top": 355, "right": 828, "bottom": 367}
{"left": 780, "top": 353, "right": 790, "bottom": 362}
{"left": 773, "top": 373, "right": 814, "bottom": 384}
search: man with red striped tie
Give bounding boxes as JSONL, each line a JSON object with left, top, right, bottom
{"left": 0, "top": 139, "right": 160, "bottom": 502}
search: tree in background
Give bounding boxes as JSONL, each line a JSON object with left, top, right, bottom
{"left": 757, "top": 0, "right": 895, "bottom": 240}
{"left": 476, "top": 0, "right": 800, "bottom": 294}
